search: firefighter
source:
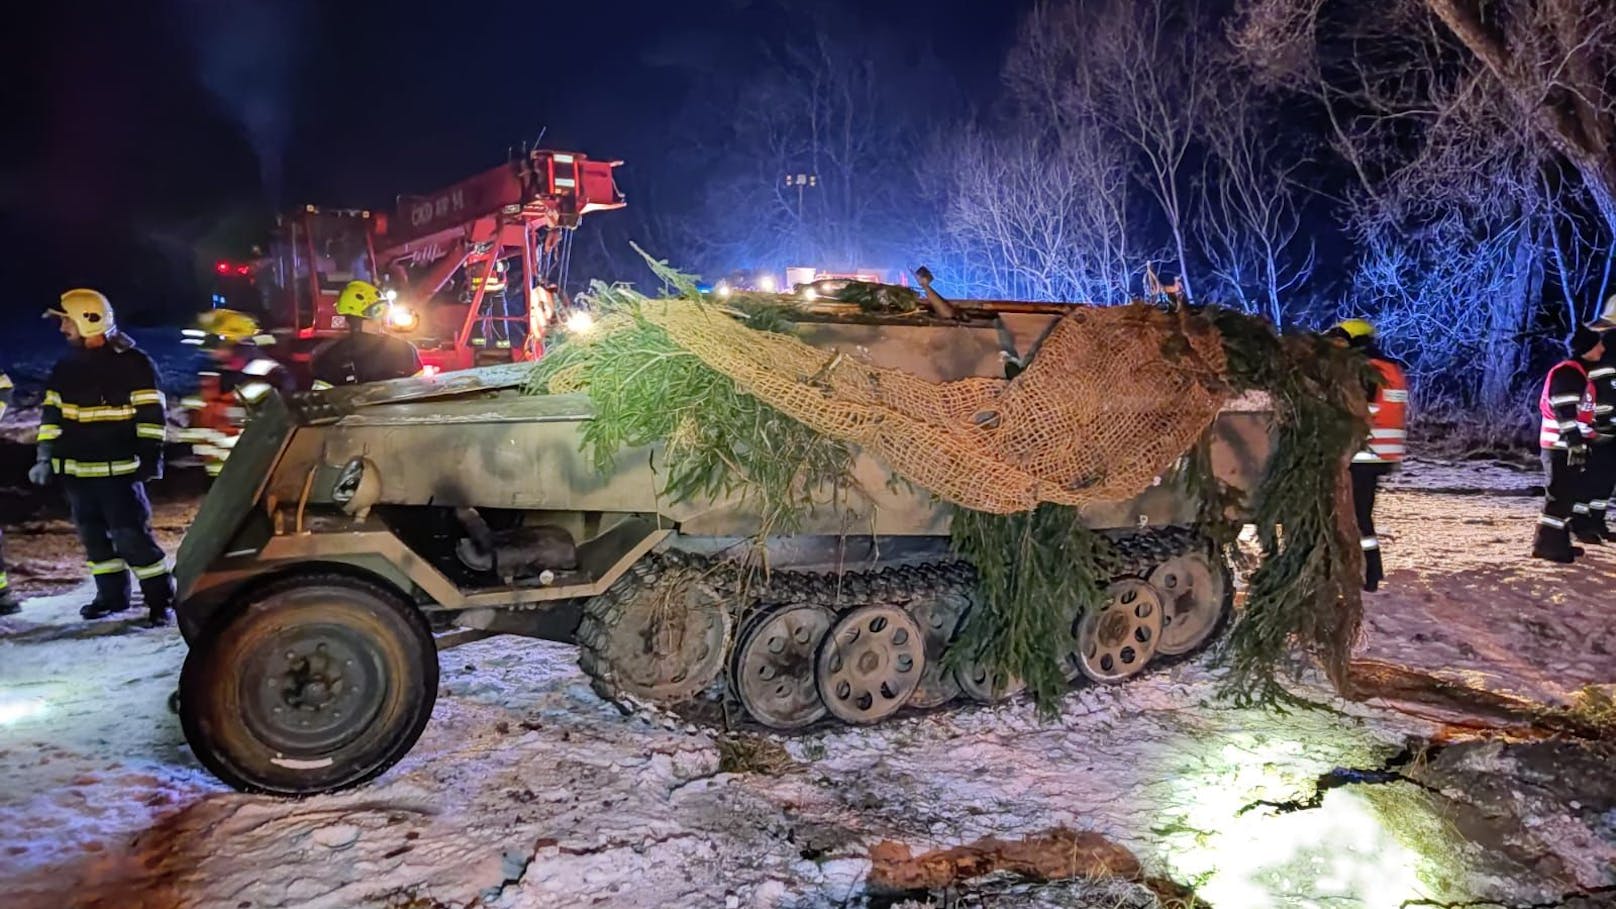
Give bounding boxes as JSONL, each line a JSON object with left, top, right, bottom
{"left": 1326, "top": 318, "right": 1408, "bottom": 592}
{"left": 31, "top": 289, "right": 175, "bottom": 625}
{"left": 1533, "top": 325, "right": 1606, "bottom": 563}
{"left": 1581, "top": 297, "right": 1616, "bottom": 541}
{"left": 0, "top": 368, "right": 18, "bottom": 616}
{"left": 179, "top": 310, "right": 294, "bottom": 477}
{"left": 309, "top": 280, "right": 424, "bottom": 389}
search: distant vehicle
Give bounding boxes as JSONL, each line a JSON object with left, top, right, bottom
{"left": 208, "top": 149, "right": 625, "bottom": 379}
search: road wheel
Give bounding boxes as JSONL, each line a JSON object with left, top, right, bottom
{"left": 904, "top": 589, "right": 969, "bottom": 709}
{"left": 1149, "top": 549, "right": 1233, "bottom": 657}
{"left": 953, "top": 658, "right": 1026, "bottom": 704}
{"left": 178, "top": 573, "right": 438, "bottom": 795}
{"left": 815, "top": 604, "right": 925, "bottom": 725}
{"left": 730, "top": 602, "right": 835, "bottom": 729}
{"left": 1070, "top": 579, "right": 1163, "bottom": 683}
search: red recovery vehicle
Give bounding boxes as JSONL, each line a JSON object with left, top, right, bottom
{"left": 215, "top": 149, "right": 624, "bottom": 376}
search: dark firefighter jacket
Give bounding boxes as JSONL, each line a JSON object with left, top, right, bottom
{"left": 36, "top": 336, "right": 166, "bottom": 478}
{"left": 1589, "top": 349, "right": 1616, "bottom": 440}
{"left": 310, "top": 333, "right": 423, "bottom": 389}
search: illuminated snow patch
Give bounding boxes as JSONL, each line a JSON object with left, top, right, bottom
{"left": 1155, "top": 735, "right": 1438, "bottom": 908}
{"left": 0, "top": 695, "right": 50, "bottom": 726}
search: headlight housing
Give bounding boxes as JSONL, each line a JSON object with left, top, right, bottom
{"left": 331, "top": 457, "right": 381, "bottom": 518}
{"left": 332, "top": 458, "right": 365, "bottom": 506}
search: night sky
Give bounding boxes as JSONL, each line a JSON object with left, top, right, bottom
{"left": 4, "top": 0, "right": 1021, "bottom": 324}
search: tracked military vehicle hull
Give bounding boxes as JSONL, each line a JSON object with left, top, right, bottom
{"left": 173, "top": 309, "right": 1274, "bottom": 795}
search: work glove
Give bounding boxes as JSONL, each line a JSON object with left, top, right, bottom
{"left": 134, "top": 459, "right": 163, "bottom": 484}
{"left": 28, "top": 460, "right": 52, "bottom": 487}
{"left": 1568, "top": 442, "right": 1590, "bottom": 469}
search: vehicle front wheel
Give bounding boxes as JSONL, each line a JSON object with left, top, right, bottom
{"left": 178, "top": 573, "right": 438, "bottom": 795}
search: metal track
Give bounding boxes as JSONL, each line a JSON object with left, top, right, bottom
{"left": 577, "top": 528, "right": 1218, "bottom": 731}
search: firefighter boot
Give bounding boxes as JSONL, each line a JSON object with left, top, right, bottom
{"left": 1595, "top": 507, "right": 1616, "bottom": 542}
{"left": 1363, "top": 547, "right": 1384, "bottom": 593}
{"left": 0, "top": 587, "right": 20, "bottom": 616}
{"left": 141, "top": 574, "right": 176, "bottom": 627}
{"left": 1573, "top": 522, "right": 1606, "bottom": 545}
{"left": 80, "top": 571, "right": 132, "bottom": 619}
{"left": 1531, "top": 523, "right": 1576, "bottom": 564}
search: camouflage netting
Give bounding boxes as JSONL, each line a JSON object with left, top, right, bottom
{"left": 552, "top": 298, "right": 1230, "bottom": 514}
{"left": 532, "top": 254, "right": 1369, "bottom": 711}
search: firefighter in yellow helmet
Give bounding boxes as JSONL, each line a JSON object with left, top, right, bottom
{"left": 32, "top": 289, "right": 175, "bottom": 626}
{"left": 179, "top": 310, "right": 294, "bottom": 478}
{"left": 309, "top": 280, "right": 424, "bottom": 390}
{"left": 1325, "top": 318, "right": 1409, "bottom": 592}
{"left": 0, "top": 366, "right": 17, "bottom": 615}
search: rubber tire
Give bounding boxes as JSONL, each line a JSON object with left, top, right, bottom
{"left": 178, "top": 573, "right": 439, "bottom": 796}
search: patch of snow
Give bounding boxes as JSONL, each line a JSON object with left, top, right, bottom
{"left": 1380, "top": 456, "right": 1539, "bottom": 495}
{"left": 0, "top": 454, "right": 1610, "bottom": 907}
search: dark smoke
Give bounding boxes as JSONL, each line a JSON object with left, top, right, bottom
{"left": 173, "top": 0, "right": 307, "bottom": 204}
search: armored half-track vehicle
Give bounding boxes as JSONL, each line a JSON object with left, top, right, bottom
{"left": 173, "top": 303, "right": 1275, "bottom": 795}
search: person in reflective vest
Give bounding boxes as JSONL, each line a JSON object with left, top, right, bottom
{"left": 0, "top": 368, "right": 18, "bottom": 616}
{"left": 178, "top": 310, "right": 293, "bottom": 478}
{"left": 1533, "top": 326, "right": 1606, "bottom": 563}
{"left": 31, "top": 289, "right": 176, "bottom": 625}
{"left": 1581, "top": 296, "right": 1616, "bottom": 541}
{"left": 1327, "top": 318, "right": 1407, "bottom": 592}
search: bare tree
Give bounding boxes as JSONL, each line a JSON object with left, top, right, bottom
{"left": 1006, "top": 0, "right": 1214, "bottom": 300}
{"left": 1231, "top": 0, "right": 1611, "bottom": 414}
{"left": 1422, "top": 0, "right": 1616, "bottom": 237}
{"left": 916, "top": 125, "right": 1137, "bottom": 302}
{"left": 1197, "top": 84, "right": 1317, "bottom": 326}
{"left": 1351, "top": 214, "right": 1543, "bottom": 413}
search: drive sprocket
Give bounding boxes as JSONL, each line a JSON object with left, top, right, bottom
{"left": 578, "top": 553, "right": 734, "bottom": 705}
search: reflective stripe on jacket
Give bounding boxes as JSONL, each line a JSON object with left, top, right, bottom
{"left": 36, "top": 340, "right": 166, "bottom": 470}
{"left": 1540, "top": 360, "right": 1596, "bottom": 450}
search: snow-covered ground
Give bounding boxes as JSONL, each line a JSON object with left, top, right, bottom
{"left": 1, "top": 458, "right": 1614, "bottom": 908}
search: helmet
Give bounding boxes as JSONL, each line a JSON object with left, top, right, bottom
{"left": 195, "top": 309, "right": 263, "bottom": 345}
{"left": 1587, "top": 295, "right": 1616, "bottom": 332}
{"left": 45, "top": 288, "right": 116, "bottom": 338}
{"left": 336, "top": 281, "right": 387, "bottom": 319}
{"left": 1570, "top": 325, "right": 1604, "bottom": 359}
{"left": 1332, "top": 318, "right": 1376, "bottom": 341}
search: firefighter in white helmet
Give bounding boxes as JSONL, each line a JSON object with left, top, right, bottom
{"left": 1578, "top": 296, "right": 1616, "bottom": 541}
{"left": 1534, "top": 325, "right": 1607, "bottom": 562}
{"left": 309, "top": 280, "right": 424, "bottom": 390}
{"left": 33, "top": 289, "right": 175, "bottom": 625}
{"left": 0, "top": 367, "right": 18, "bottom": 615}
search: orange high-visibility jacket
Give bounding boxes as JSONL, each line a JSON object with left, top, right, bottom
{"left": 1355, "top": 358, "right": 1408, "bottom": 464}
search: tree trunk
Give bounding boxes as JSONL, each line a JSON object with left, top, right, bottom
{"left": 1170, "top": 220, "right": 1196, "bottom": 302}
{"left": 1480, "top": 226, "right": 1541, "bottom": 415}
{"left": 1424, "top": 0, "right": 1616, "bottom": 238}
